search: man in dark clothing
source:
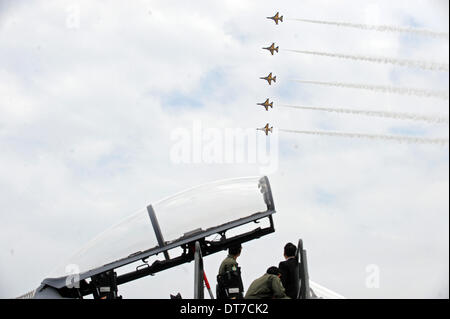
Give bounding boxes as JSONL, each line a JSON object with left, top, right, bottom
{"left": 278, "top": 242, "right": 299, "bottom": 299}
{"left": 244, "top": 266, "right": 290, "bottom": 299}
{"left": 216, "top": 244, "right": 244, "bottom": 299}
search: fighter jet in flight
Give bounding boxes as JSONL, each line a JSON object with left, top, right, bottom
{"left": 257, "top": 99, "right": 273, "bottom": 111}
{"left": 267, "top": 12, "right": 283, "bottom": 25}
{"left": 260, "top": 72, "right": 276, "bottom": 85}
{"left": 257, "top": 123, "right": 273, "bottom": 136}
{"left": 263, "top": 43, "right": 279, "bottom": 55}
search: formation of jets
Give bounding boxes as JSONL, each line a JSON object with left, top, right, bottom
{"left": 257, "top": 98, "right": 273, "bottom": 111}
{"left": 267, "top": 12, "right": 283, "bottom": 25}
{"left": 258, "top": 13, "right": 282, "bottom": 136}
{"left": 257, "top": 123, "right": 273, "bottom": 136}
{"left": 263, "top": 43, "right": 279, "bottom": 55}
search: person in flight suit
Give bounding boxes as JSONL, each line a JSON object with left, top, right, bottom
{"left": 216, "top": 244, "right": 244, "bottom": 299}
{"left": 244, "top": 266, "right": 290, "bottom": 299}
{"left": 278, "top": 242, "right": 299, "bottom": 299}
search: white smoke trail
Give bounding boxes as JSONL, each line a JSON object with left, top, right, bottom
{"left": 293, "top": 80, "right": 449, "bottom": 100}
{"left": 279, "top": 129, "right": 449, "bottom": 145}
{"left": 285, "top": 49, "right": 449, "bottom": 72}
{"left": 279, "top": 104, "right": 449, "bottom": 124}
{"left": 290, "top": 18, "right": 449, "bottom": 39}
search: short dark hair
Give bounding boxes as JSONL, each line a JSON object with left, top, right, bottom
{"left": 266, "top": 266, "right": 280, "bottom": 276}
{"left": 284, "top": 242, "right": 297, "bottom": 257}
{"left": 229, "top": 244, "right": 242, "bottom": 256}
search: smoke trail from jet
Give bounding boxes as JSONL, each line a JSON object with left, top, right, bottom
{"left": 285, "top": 49, "right": 449, "bottom": 72}
{"left": 289, "top": 18, "right": 449, "bottom": 39}
{"left": 279, "top": 129, "right": 449, "bottom": 145}
{"left": 279, "top": 104, "right": 449, "bottom": 124}
{"left": 292, "top": 80, "right": 449, "bottom": 100}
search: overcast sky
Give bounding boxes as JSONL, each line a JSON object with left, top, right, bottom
{"left": 0, "top": 0, "right": 448, "bottom": 299}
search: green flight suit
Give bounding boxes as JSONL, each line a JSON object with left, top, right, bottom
{"left": 219, "top": 255, "right": 238, "bottom": 275}
{"left": 216, "top": 255, "right": 244, "bottom": 299}
{"left": 244, "top": 273, "right": 290, "bottom": 299}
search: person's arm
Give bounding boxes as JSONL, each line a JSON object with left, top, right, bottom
{"left": 278, "top": 262, "right": 289, "bottom": 289}
{"left": 272, "top": 276, "right": 290, "bottom": 299}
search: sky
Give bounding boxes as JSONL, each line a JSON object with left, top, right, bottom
{"left": 0, "top": 0, "right": 448, "bottom": 299}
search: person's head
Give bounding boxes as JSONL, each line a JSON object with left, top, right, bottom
{"left": 228, "top": 244, "right": 242, "bottom": 258}
{"left": 284, "top": 242, "right": 297, "bottom": 259}
{"left": 266, "top": 266, "right": 281, "bottom": 277}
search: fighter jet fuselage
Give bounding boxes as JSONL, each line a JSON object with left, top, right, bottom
{"left": 260, "top": 72, "right": 276, "bottom": 85}
{"left": 257, "top": 123, "right": 273, "bottom": 135}
{"left": 257, "top": 99, "right": 273, "bottom": 111}
{"left": 263, "top": 43, "right": 279, "bottom": 55}
{"left": 267, "top": 12, "right": 283, "bottom": 25}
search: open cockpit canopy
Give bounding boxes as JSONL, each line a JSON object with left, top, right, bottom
{"left": 48, "top": 176, "right": 275, "bottom": 285}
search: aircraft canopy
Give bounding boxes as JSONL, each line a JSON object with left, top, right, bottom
{"left": 49, "top": 176, "right": 274, "bottom": 279}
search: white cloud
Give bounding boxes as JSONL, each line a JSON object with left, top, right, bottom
{"left": 0, "top": 0, "right": 448, "bottom": 299}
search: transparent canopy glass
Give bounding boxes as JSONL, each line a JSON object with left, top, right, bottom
{"left": 154, "top": 177, "right": 269, "bottom": 244}
{"left": 49, "top": 208, "right": 157, "bottom": 278}
{"left": 50, "top": 176, "right": 272, "bottom": 278}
